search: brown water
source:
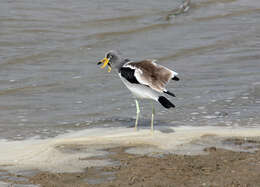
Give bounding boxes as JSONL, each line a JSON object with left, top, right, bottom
{"left": 0, "top": 0, "right": 260, "bottom": 140}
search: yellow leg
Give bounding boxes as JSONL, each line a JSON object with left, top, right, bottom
{"left": 135, "top": 99, "right": 140, "bottom": 131}
{"left": 151, "top": 102, "right": 155, "bottom": 132}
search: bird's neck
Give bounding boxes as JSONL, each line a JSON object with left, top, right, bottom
{"left": 116, "top": 58, "right": 131, "bottom": 71}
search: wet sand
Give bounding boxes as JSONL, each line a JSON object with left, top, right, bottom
{"left": 1, "top": 138, "right": 260, "bottom": 187}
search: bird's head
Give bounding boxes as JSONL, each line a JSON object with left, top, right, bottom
{"left": 97, "top": 50, "right": 121, "bottom": 72}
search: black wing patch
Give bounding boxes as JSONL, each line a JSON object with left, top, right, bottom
{"left": 119, "top": 67, "right": 140, "bottom": 84}
{"left": 172, "top": 76, "right": 180, "bottom": 81}
{"left": 164, "top": 90, "right": 176, "bottom": 97}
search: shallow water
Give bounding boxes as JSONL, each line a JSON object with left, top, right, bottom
{"left": 0, "top": 0, "right": 260, "bottom": 140}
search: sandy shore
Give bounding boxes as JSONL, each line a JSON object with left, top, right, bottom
{"left": 1, "top": 138, "right": 260, "bottom": 187}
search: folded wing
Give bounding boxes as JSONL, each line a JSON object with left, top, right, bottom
{"left": 121, "top": 60, "right": 178, "bottom": 93}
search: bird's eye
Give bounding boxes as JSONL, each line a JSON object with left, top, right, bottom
{"left": 106, "top": 54, "right": 111, "bottom": 59}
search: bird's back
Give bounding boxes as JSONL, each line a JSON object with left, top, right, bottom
{"left": 125, "top": 60, "right": 177, "bottom": 93}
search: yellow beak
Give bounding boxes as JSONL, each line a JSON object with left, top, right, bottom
{"left": 99, "top": 57, "right": 112, "bottom": 72}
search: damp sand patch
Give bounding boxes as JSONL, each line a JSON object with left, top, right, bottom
{"left": 1, "top": 126, "right": 260, "bottom": 174}
{"left": 0, "top": 126, "right": 260, "bottom": 186}
{"left": 2, "top": 139, "right": 259, "bottom": 187}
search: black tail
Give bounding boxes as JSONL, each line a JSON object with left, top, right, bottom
{"left": 172, "top": 76, "right": 180, "bottom": 81}
{"left": 158, "top": 96, "right": 175, "bottom": 109}
{"left": 164, "top": 90, "right": 176, "bottom": 97}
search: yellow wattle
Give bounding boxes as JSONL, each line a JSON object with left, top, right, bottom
{"left": 100, "top": 58, "right": 109, "bottom": 69}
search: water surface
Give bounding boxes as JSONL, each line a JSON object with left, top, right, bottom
{"left": 0, "top": 0, "right": 260, "bottom": 140}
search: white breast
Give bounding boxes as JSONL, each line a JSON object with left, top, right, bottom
{"left": 119, "top": 74, "right": 159, "bottom": 100}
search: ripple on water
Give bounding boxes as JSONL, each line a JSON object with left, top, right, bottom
{"left": 0, "top": 0, "right": 260, "bottom": 140}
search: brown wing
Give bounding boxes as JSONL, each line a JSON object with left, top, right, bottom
{"left": 125, "top": 60, "right": 175, "bottom": 92}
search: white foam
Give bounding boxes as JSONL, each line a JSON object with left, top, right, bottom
{"left": 0, "top": 126, "right": 260, "bottom": 173}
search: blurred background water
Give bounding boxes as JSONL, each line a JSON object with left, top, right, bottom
{"left": 0, "top": 0, "right": 260, "bottom": 140}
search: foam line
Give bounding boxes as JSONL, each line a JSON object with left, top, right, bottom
{"left": 0, "top": 126, "right": 260, "bottom": 173}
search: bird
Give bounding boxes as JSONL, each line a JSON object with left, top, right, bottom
{"left": 97, "top": 50, "right": 179, "bottom": 131}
